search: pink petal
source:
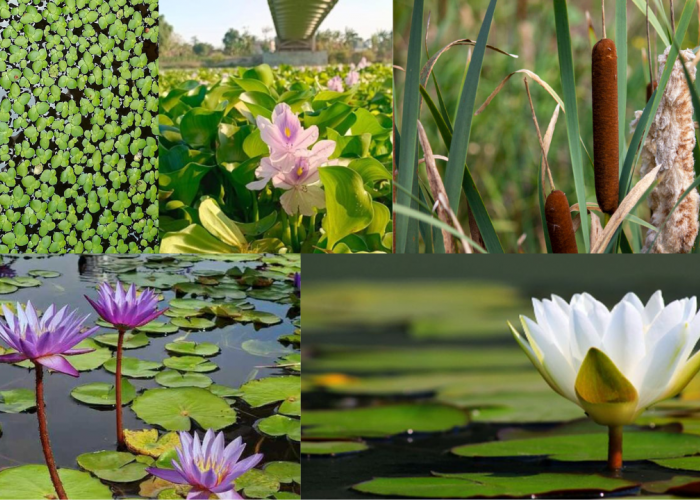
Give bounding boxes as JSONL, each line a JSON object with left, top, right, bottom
{"left": 0, "top": 352, "right": 28, "bottom": 363}
{"left": 146, "top": 467, "right": 188, "bottom": 485}
{"left": 37, "top": 355, "right": 79, "bottom": 377}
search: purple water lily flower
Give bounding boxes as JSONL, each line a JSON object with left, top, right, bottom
{"left": 147, "top": 430, "right": 264, "bottom": 500}
{"left": 345, "top": 70, "right": 360, "bottom": 87}
{"left": 0, "top": 302, "right": 97, "bottom": 377}
{"left": 85, "top": 280, "right": 165, "bottom": 330}
{"left": 0, "top": 265, "right": 16, "bottom": 278}
{"left": 327, "top": 75, "right": 344, "bottom": 92}
{"left": 294, "top": 273, "right": 300, "bottom": 298}
{"left": 257, "top": 103, "right": 319, "bottom": 164}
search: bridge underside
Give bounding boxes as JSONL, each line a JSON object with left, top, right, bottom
{"left": 267, "top": 0, "right": 339, "bottom": 51}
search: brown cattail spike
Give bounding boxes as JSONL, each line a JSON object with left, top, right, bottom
{"left": 545, "top": 190, "right": 579, "bottom": 253}
{"left": 646, "top": 80, "right": 658, "bottom": 102}
{"left": 592, "top": 37, "right": 620, "bottom": 215}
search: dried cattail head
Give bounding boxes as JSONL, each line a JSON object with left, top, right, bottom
{"left": 592, "top": 37, "right": 619, "bottom": 215}
{"left": 545, "top": 190, "right": 578, "bottom": 253}
{"left": 631, "top": 46, "right": 699, "bottom": 253}
{"left": 646, "top": 80, "right": 658, "bottom": 102}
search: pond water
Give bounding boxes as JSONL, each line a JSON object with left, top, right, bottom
{"left": 0, "top": 254, "right": 300, "bottom": 498}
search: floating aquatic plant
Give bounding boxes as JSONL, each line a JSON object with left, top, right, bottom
{"left": 85, "top": 280, "right": 164, "bottom": 448}
{"left": 510, "top": 291, "right": 700, "bottom": 470}
{"left": 0, "top": 302, "right": 98, "bottom": 499}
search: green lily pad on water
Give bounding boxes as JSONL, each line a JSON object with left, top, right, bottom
{"left": 77, "top": 450, "right": 153, "bottom": 483}
{"left": 171, "top": 317, "right": 216, "bottom": 330}
{"left": 104, "top": 357, "right": 163, "bottom": 378}
{"left": 163, "top": 355, "right": 218, "bottom": 373}
{"left": 95, "top": 332, "right": 150, "bottom": 349}
{"left": 236, "top": 310, "right": 282, "bottom": 325}
{"left": 652, "top": 456, "right": 700, "bottom": 471}
{"left": 0, "top": 282, "right": 18, "bottom": 294}
{"left": 0, "top": 277, "right": 42, "bottom": 288}
{"left": 120, "top": 273, "right": 187, "bottom": 290}
{"left": 278, "top": 353, "right": 301, "bottom": 372}
{"left": 209, "top": 384, "right": 243, "bottom": 399}
{"left": 27, "top": 270, "right": 61, "bottom": 278}
{"left": 352, "top": 473, "right": 639, "bottom": 498}
{"left": 132, "top": 387, "right": 237, "bottom": 431}
{"left": 263, "top": 462, "right": 301, "bottom": 484}
{"left": 165, "top": 341, "right": 220, "bottom": 356}
{"left": 242, "top": 339, "right": 293, "bottom": 358}
{"left": 301, "top": 441, "right": 369, "bottom": 456}
{"left": 240, "top": 376, "right": 300, "bottom": 416}
{"left": 235, "top": 469, "right": 281, "bottom": 499}
{"left": 137, "top": 320, "right": 179, "bottom": 335}
{"left": 643, "top": 475, "right": 700, "bottom": 495}
{"left": 71, "top": 379, "right": 136, "bottom": 406}
{"left": 124, "top": 429, "right": 181, "bottom": 458}
{"left": 156, "top": 370, "right": 213, "bottom": 388}
{"left": 452, "top": 432, "right": 700, "bottom": 461}
{"left": 165, "top": 307, "right": 206, "bottom": 318}
{"left": 68, "top": 339, "right": 113, "bottom": 372}
{"left": 303, "top": 403, "right": 469, "bottom": 439}
{"left": 257, "top": 415, "right": 300, "bottom": 441}
{"left": 0, "top": 388, "right": 35, "bottom": 413}
{"left": 0, "top": 465, "right": 112, "bottom": 499}
{"left": 247, "top": 286, "right": 291, "bottom": 301}
{"left": 168, "top": 298, "right": 211, "bottom": 310}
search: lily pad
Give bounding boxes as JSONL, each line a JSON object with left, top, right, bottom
{"left": 263, "top": 462, "right": 301, "bottom": 484}
{"left": 452, "top": 432, "right": 700, "bottom": 461}
{"left": 104, "top": 357, "right": 163, "bottom": 378}
{"left": 0, "top": 277, "right": 42, "bottom": 288}
{"left": 163, "top": 356, "right": 218, "bottom": 373}
{"left": 165, "top": 341, "right": 220, "bottom": 356}
{"left": 124, "top": 429, "right": 181, "bottom": 458}
{"left": 234, "top": 469, "right": 281, "bottom": 499}
{"left": 209, "top": 384, "right": 243, "bottom": 399}
{"left": 652, "top": 456, "right": 700, "bottom": 471}
{"left": 68, "top": 339, "right": 113, "bottom": 372}
{"left": 242, "top": 339, "right": 294, "bottom": 358}
{"left": 77, "top": 450, "right": 152, "bottom": 483}
{"left": 240, "top": 376, "right": 300, "bottom": 416}
{"left": 168, "top": 298, "right": 211, "bottom": 310}
{"left": 132, "top": 387, "right": 237, "bottom": 431}
{"left": 156, "top": 370, "right": 213, "bottom": 388}
{"left": 137, "top": 321, "right": 180, "bottom": 335}
{"left": 257, "top": 415, "right": 300, "bottom": 441}
{"left": 0, "top": 282, "right": 18, "bottom": 294}
{"left": 236, "top": 310, "right": 282, "bottom": 325}
{"left": 352, "top": 473, "right": 639, "bottom": 498}
{"left": 0, "top": 388, "right": 35, "bottom": 413}
{"left": 171, "top": 317, "right": 216, "bottom": 330}
{"left": 301, "top": 441, "right": 369, "bottom": 456}
{"left": 0, "top": 465, "right": 112, "bottom": 499}
{"left": 95, "top": 332, "right": 150, "bottom": 350}
{"left": 27, "top": 270, "right": 61, "bottom": 278}
{"left": 71, "top": 379, "right": 136, "bottom": 406}
{"left": 303, "top": 403, "right": 469, "bottom": 439}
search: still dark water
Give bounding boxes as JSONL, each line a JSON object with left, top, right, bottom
{"left": 0, "top": 255, "right": 299, "bottom": 497}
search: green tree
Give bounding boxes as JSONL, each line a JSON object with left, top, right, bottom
{"left": 222, "top": 28, "right": 241, "bottom": 55}
{"left": 160, "top": 16, "right": 173, "bottom": 51}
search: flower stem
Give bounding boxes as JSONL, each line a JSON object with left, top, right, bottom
{"left": 608, "top": 425, "right": 623, "bottom": 471}
{"left": 290, "top": 215, "right": 299, "bottom": 252}
{"left": 115, "top": 328, "right": 125, "bottom": 449}
{"left": 35, "top": 363, "right": 68, "bottom": 500}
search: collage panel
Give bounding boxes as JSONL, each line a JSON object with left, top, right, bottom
{"left": 302, "top": 255, "right": 700, "bottom": 499}
{"left": 158, "top": 0, "right": 393, "bottom": 255}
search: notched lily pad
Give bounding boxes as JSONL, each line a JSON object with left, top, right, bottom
{"left": 0, "top": 388, "right": 35, "bottom": 413}
{"left": 77, "top": 450, "right": 153, "bottom": 483}
{"left": 240, "top": 376, "right": 300, "bottom": 416}
{"left": 71, "top": 379, "right": 136, "bottom": 406}
{"left": 0, "top": 465, "right": 112, "bottom": 499}
{"left": 257, "top": 415, "right": 300, "bottom": 441}
{"left": 104, "top": 357, "right": 163, "bottom": 378}
{"left": 124, "top": 429, "right": 181, "bottom": 458}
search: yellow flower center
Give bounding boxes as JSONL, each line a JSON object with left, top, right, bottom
{"left": 284, "top": 127, "right": 291, "bottom": 138}
{"left": 297, "top": 166, "right": 304, "bottom": 177}
{"left": 195, "top": 457, "right": 227, "bottom": 484}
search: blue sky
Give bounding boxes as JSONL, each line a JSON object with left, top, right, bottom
{"left": 162, "top": 0, "right": 392, "bottom": 47}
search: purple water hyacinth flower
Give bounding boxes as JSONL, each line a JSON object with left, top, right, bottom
{"left": 147, "top": 430, "right": 264, "bottom": 500}
{"left": 345, "top": 70, "right": 360, "bottom": 87}
{"left": 327, "top": 75, "right": 344, "bottom": 92}
{"left": 85, "top": 280, "right": 165, "bottom": 330}
{"left": 357, "top": 57, "right": 370, "bottom": 70}
{"left": 256, "top": 103, "right": 319, "bottom": 164}
{"left": 0, "top": 302, "right": 98, "bottom": 377}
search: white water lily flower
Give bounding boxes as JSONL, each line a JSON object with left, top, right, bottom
{"left": 510, "top": 291, "right": 700, "bottom": 427}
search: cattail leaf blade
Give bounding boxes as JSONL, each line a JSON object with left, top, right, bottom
{"left": 615, "top": 0, "right": 627, "bottom": 170}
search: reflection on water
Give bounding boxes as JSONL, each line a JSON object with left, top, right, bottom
{"left": 0, "top": 255, "right": 299, "bottom": 498}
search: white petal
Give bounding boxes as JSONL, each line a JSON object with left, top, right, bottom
{"left": 280, "top": 184, "right": 326, "bottom": 217}
{"left": 602, "top": 301, "right": 645, "bottom": 375}
{"left": 637, "top": 322, "right": 688, "bottom": 409}
{"left": 643, "top": 291, "right": 665, "bottom": 324}
{"left": 541, "top": 298, "right": 571, "bottom": 353}
{"left": 646, "top": 300, "right": 684, "bottom": 347}
{"left": 569, "top": 308, "right": 602, "bottom": 367}
{"left": 621, "top": 292, "right": 645, "bottom": 314}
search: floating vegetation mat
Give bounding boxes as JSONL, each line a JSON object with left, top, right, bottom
{"left": 303, "top": 282, "right": 700, "bottom": 498}
{"left": 0, "top": 0, "right": 159, "bottom": 253}
{"left": 0, "top": 254, "right": 300, "bottom": 499}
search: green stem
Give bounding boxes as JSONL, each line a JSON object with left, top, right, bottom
{"left": 289, "top": 214, "right": 299, "bottom": 252}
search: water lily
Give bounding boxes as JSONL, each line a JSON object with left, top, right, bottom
{"left": 294, "top": 273, "right": 301, "bottom": 293}
{"left": 86, "top": 280, "right": 165, "bottom": 449}
{"left": 146, "top": 429, "right": 263, "bottom": 500}
{"left": 327, "top": 75, "right": 344, "bottom": 92}
{"left": 510, "top": 291, "right": 700, "bottom": 470}
{"left": 0, "top": 302, "right": 98, "bottom": 500}
{"left": 345, "top": 70, "right": 360, "bottom": 87}
{"left": 257, "top": 103, "right": 319, "bottom": 163}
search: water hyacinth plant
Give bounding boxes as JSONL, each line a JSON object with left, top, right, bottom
{"left": 146, "top": 430, "right": 263, "bottom": 500}
{"left": 159, "top": 63, "right": 392, "bottom": 254}
{"left": 0, "top": 302, "right": 98, "bottom": 499}
{"left": 0, "top": 0, "right": 159, "bottom": 253}
{"left": 85, "top": 280, "right": 164, "bottom": 448}
{"left": 510, "top": 291, "right": 700, "bottom": 470}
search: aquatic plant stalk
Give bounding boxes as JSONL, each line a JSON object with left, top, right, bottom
{"left": 115, "top": 328, "right": 125, "bottom": 449}
{"left": 608, "top": 425, "right": 623, "bottom": 471}
{"left": 35, "top": 363, "right": 68, "bottom": 500}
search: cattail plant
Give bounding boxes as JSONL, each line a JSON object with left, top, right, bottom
{"left": 591, "top": 3, "right": 619, "bottom": 215}
{"left": 631, "top": 46, "right": 699, "bottom": 253}
{"left": 545, "top": 190, "right": 579, "bottom": 253}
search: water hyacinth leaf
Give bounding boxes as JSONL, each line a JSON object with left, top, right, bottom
{"left": 162, "top": 355, "right": 218, "bottom": 373}
{"left": 94, "top": 332, "right": 150, "bottom": 350}
{"left": 257, "top": 414, "right": 300, "bottom": 441}
{"left": 300, "top": 441, "right": 369, "bottom": 456}
{"left": 103, "top": 357, "right": 163, "bottom": 378}
{"left": 160, "top": 162, "right": 216, "bottom": 206}
{"left": 124, "top": 429, "right": 181, "bottom": 458}
{"left": 319, "top": 166, "right": 374, "bottom": 250}
{"left": 77, "top": 451, "right": 151, "bottom": 483}
{"left": 451, "top": 432, "right": 700, "bottom": 461}
{"left": 165, "top": 341, "right": 219, "bottom": 356}
{"left": 0, "top": 465, "right": 112, "bottom": 500}
{"left": 160, "top": 224, "right": 237, "bottom": 255}
{"left": 198, "top": 198, "right": 248, "bottom": 250}
{"left": 156, "top": 370, "right": 213, "bottom": 388}
{"left": 71, "top": 379, "right": 136, "bottom": 406}
{"left": 179, "top": 105, "right": 225, "bottom": 148}
{"left": 132, "top": 387, "right": 237, "bottom": 431}
{"left": 0, "top": 388, "right": 35, "bottom": 413}
{"left": 352, "top": 473, "right": 639, "bottom": 498}
{"left": 240, "top": 376, "right": 300, "bottom": 416}
{"left": 303, "top": 403, "right": 469, "bottom": 439}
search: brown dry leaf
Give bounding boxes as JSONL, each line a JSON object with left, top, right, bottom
{"left": 476, "top": 69, "right": 564, "bottom": 116}
{"left": 590, "top": 212, "right": 604, "bottom": 250}
{"left": 540, "top": 104, "right": 561, "bottom": 195}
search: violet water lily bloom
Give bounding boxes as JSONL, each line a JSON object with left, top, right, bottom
{"left": 0, "top": 302, "right": 98, "bottom": 377}
{"left": 147, "top": 429, "right": 263, "bottom": 500}
{"left": 345, "top": 70, "right": 360, "bottom": 87}
{"left": 327, "top": 75, "right": 344, "bottom": 92}
{"left": 257, "top": 103, "right": 319, "bottom": 163}
{"left": 294, "top": 273, "right": 300, "bottom": 291}
{"left": 85, "top": 280, "right": 165, "bottom": 330}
